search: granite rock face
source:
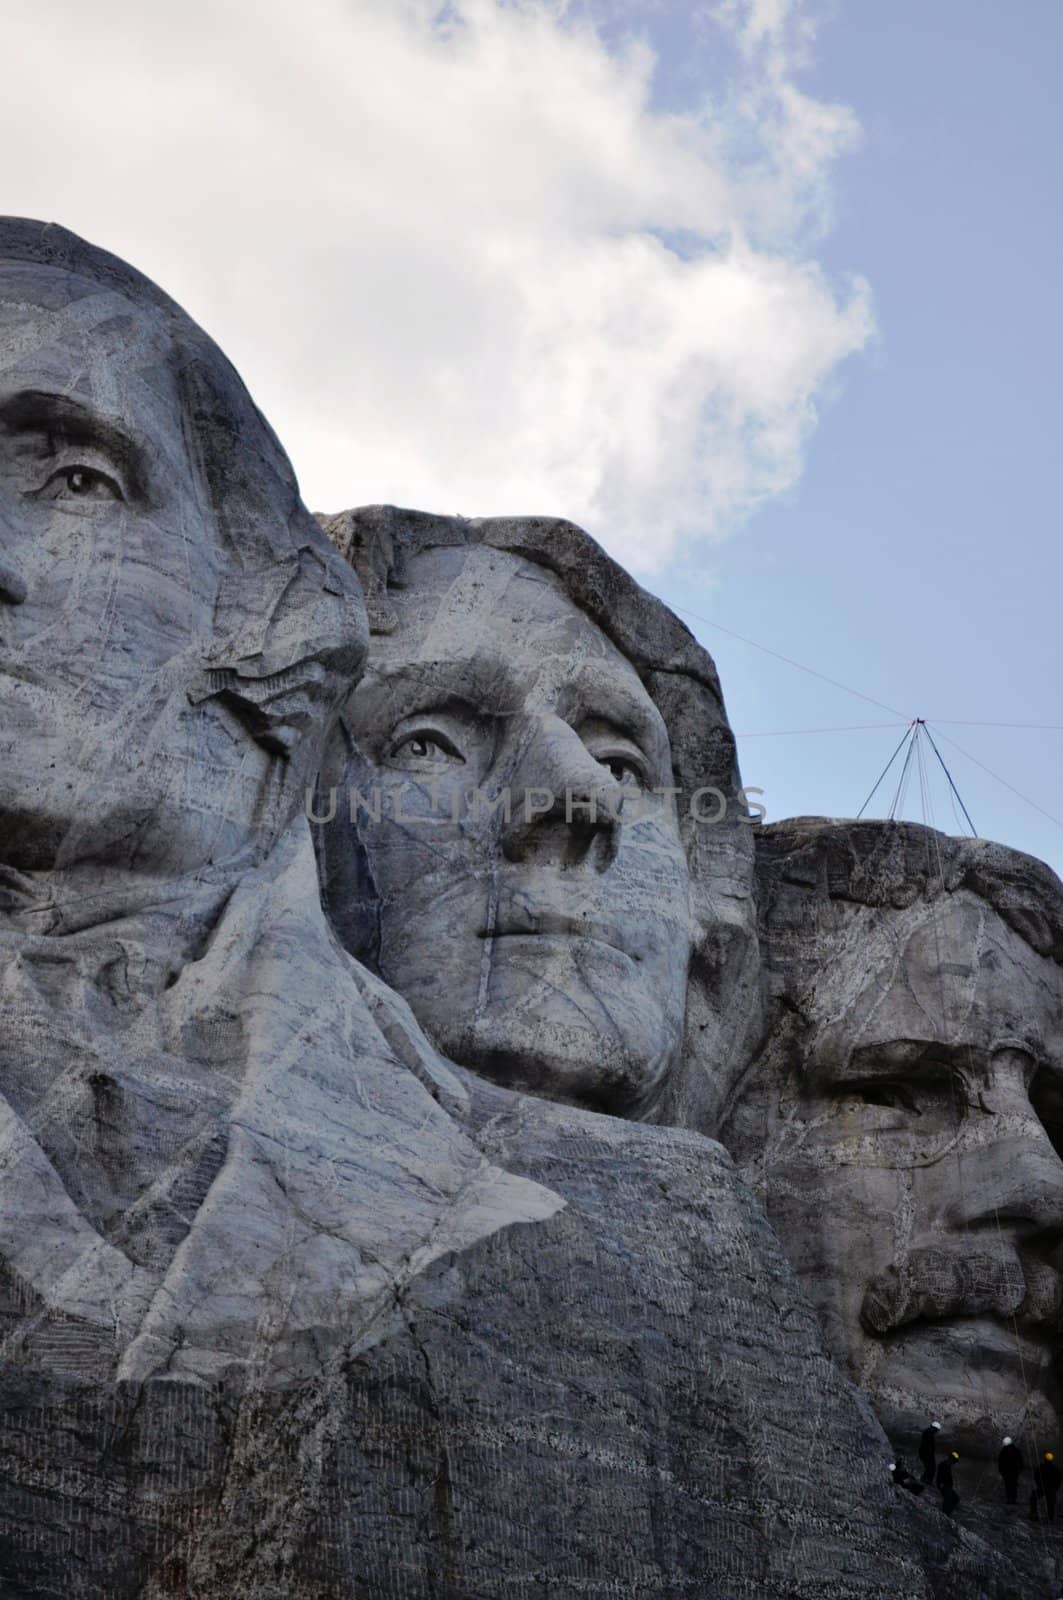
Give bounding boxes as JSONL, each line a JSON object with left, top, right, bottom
{"left": 0, "top": 1081, "right": 1039, "bottom": 1599}
{"left": 316, "top": 504, "right": 763, "bottom": 1135}
{"left": 721, "top": 819, "right": 1063, "bottom": 1488}
{"left": 0, "top": 222, "right": 557, "bottom": 1592}
{"left": 313, "top": 507, "right": 1063, "bottom": 1593}
{"left": 0, "top": 219, "right": 555, "bottom": 1378}
{"left": 0, "top": 219, "right": 1059, "bottom": 1597}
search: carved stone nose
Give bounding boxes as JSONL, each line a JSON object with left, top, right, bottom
{"left": 499, "top": 716, "right": 623, "bottom": 871}
{"left": 949, "top": 1127, "right": 1063, "bottom": 1240}
{"left": 501, "top": 786, "right": 619, "bottom": 870}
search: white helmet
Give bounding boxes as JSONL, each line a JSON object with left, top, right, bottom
{"left": 931, "top": 1421, "right": 941, "bottom": 1431}
{"left": 1003, "top": 1436, "right": 1013, "bottom": 1446}
{"left": 888, "top": 1462, "right": 896, "bottom": 1471}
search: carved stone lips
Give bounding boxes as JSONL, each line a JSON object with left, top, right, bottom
{"left": 479, "top": 910, "right": 637, "bottom": 960}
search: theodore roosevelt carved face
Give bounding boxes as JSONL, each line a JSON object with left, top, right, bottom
{"left": 724, "top": 821, "right": 1063, "bottom": 1464}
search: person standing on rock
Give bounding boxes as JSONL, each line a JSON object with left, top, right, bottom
{"left": 998, "top": 1437, "right": 1023, "bottom": 1504}
{"left": 919, "top": 1421, "right": 942, "bottom": 1485}
{"left": 936, "top": 1450, "right": 960, "bottom": 1516}
{"left": 889, "top": 1459, "right": 923, "bottom": 1497}
{"left": 1034, "top": 1451, "right": 1061, "bottom": 1521}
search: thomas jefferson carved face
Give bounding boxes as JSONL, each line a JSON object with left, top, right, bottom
{"left": 324, "top": 541, "right": 693, "bottom": 1117}
{"left": 727, "top": 891, "right": 1063, "bottom": 1462}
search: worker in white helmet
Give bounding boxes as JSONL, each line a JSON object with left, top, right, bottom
{"left": 918, "top": 1420, "right": 941, "bottom": 1485}
{"left": 889, "top": 1459, "right": 923, "bottom": 1497}
{"left": 997, "top": 1436, "right": 1023, "bottom": 1504}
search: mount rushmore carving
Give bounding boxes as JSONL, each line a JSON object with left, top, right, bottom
{"left": 0, "top": 220, "right": 1060, "bottom": 1597}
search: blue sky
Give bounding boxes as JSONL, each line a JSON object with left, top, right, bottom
{"left": 7, "top": 0, "right": 1061, "bottom": 873}
{"left": 647, "top": 2, "right": 1063, "bottom": 871}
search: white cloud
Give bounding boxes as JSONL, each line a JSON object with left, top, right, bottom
{"left": 2, "top": 0, "right": 871, "bottom": 573}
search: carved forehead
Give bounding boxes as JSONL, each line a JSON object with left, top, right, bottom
{"left": 0, "top": 263, "right": 190, "bottom": 474}
{"left": 808, "top": 891, "right": 1063, "bottom": 1054}
{"left": 756, "top": 818, "right": 1063, "bottom": 963}
{"left": 819, "top": 890, "right": 1036, "bottom": 974}
{"left": 372, "top": 542, "right": 668, "bottom": 728}
{"left": 0, "top": 262, "right": 173, "bottom": 367}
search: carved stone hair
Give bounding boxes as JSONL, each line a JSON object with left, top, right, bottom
{"left": 716, "top": 816, "right": 1063, "bottom": 1155}
{"left": 755, "top": 816, "right": 1063, "bottom": 967}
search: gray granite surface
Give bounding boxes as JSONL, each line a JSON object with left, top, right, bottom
{"left": 0, "top": 220, "right": 1059, "bottom": 1595}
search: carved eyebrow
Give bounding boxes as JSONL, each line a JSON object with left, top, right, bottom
{"left": 570, "top": 662, "right": 668, "bottom": 753}
{"left": 368, "top": 661, "right": 517, "bottom": 715}
{"left": 0, "top": 388, "right": 154, "bottom": 500}
{"left": 850, "top": 1039, "right": 961, "bottom": 1066}
{"left": 365, "top": 659, "right": 669, "bottom": 767}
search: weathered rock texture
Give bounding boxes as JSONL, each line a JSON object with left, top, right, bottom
{"left": 721, "top": 819, "right": 1063, "bottom": 1503}
{"left": 0, "top": 1080, "right": 1043, "bottom": 1599}
{"left": 0, "top": 222, "right": 555, "bottom": 1592}
{"left": 0, "top": 220, "right": 1059, "bottom": 1596}
{"left": 317, "top": 504, "right": 763, "bottom": 1136}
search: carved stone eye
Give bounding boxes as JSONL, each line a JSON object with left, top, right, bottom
{"left": 604, "top": 757, "right": 642, "bottom": 787}
{"left": 859, "top": 1082, "right": 918, "bottom": 1113}
{"left": 391, "top": 730, "right": 464, "bottom": 767}
{"left": 408, "top": 737, "right": 439, "bottom": 760}
{"left": 47, "top": 465, "right": 123, "bottom": 502}
{"left": 833, "top": 1079, "right": 920, "bottom": 1119}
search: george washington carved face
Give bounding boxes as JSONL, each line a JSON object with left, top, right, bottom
{"left": 0, "top": 227, "right": 363, "bottom": 892}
